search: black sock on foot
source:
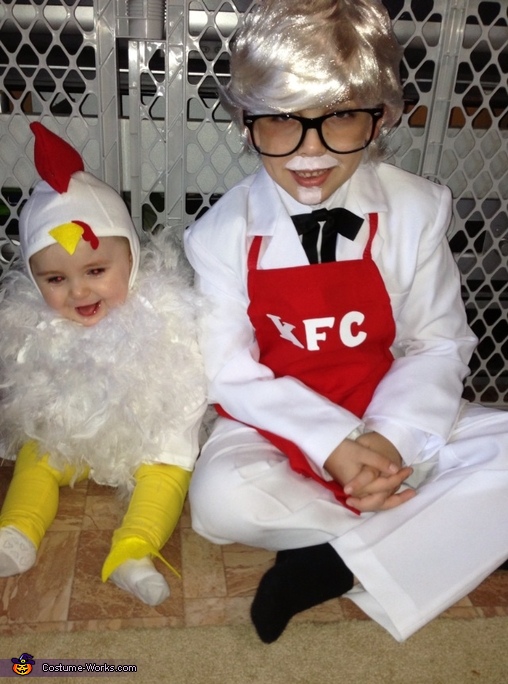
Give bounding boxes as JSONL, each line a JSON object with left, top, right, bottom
{"left": 275, "top": 548, "right": 297, "bottom": 564}
{"left": 251, "top": 543, "right": 354, "bottom": 644}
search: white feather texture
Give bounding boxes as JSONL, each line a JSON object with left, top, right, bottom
{"left": 0, "top": 233, "right": 207, "bottom": 491}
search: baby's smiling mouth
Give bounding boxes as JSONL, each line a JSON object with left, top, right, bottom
{"left": 76, "top": 302, "right": 101, "bottom": 317}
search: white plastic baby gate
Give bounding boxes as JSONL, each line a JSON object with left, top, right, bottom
{"left": 0, "top": 0, "right": 507, "bottom": 405}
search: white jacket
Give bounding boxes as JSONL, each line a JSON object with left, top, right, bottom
{"left": 184, "top": 162, "right": 477, "bottom": 470}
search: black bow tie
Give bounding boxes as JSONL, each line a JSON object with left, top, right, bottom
{"left": 291, "top": 207, "right": 364, "bottom": 264}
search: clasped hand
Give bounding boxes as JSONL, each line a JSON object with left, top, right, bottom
{"left": 324, "top": 432, "right": 416, "bottom": 512}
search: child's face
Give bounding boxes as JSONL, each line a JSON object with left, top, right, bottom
{"left": 253, "top": 105, "right": 381, "bottom": 205}
{"left": 30, "top": 236, "right": 132, "bottom": 326}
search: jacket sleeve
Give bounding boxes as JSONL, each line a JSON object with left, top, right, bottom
{"left": 363, "top": 180, "right": 477, "bottom": 465}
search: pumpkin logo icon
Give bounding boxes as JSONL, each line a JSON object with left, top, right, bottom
{"left": 11, "top": 653, "right": 35, "bottom": 676}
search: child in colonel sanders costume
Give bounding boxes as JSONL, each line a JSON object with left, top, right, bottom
{"left": 184, "top": 0, "right": 508, "bottom": 643}
{"left": 0, "top": 123, "right": 206, "bottom": 605}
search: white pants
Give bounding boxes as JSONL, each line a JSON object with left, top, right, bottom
{"left": 189, "top": 402, "right": 508, "bottom": 641}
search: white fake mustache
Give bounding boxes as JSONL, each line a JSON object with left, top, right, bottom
{"left": 284, "top": 154, "right": 341, "bottom": 171}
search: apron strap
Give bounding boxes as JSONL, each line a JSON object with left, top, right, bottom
{"left": 248, "top": 235, "right": 263, "bottom": 271}
{"left": 364, "top": 213, "right": 378, "bottom": 259}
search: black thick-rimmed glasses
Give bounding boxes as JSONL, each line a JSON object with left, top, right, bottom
{"left": 243, "top": 108, "right": 384, "bottom": 157}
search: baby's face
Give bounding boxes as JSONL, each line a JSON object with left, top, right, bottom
{"left": 30, "top": 236, "right": 132, "bottom": 326}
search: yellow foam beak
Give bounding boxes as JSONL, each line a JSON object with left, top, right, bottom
{"left": 49, "top": 222, "right": 84, "bottom": 255}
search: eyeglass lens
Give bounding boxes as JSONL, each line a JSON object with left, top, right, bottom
{"left": 250, "top": 110, "right": 378, "bottom": 156}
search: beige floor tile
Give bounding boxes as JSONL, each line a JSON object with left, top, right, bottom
{"left": 222, "top": 544, "right": 275, "bottom": 598}
{"left": 0, "top": 462, "right": 507, "bottom": 635}
{"left": 2, "top": 531, "right": 78, "bottom": 625}
{"left": 181, "top": 528, "right": 227, "bottom": 599}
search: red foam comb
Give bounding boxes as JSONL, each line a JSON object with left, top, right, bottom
{"left": 30, "top": 122, "right": 84, "bottom": 193}
{"left": 74, "top": 220, "right": 99, "bottom": 250}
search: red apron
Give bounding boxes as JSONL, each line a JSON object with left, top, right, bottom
{"left": 217, "top": 213, "right": 396, "bottom": 511}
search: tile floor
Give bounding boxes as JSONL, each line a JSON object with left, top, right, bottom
{"left": 0, "top": 461, "right": 507, "bottom": 637}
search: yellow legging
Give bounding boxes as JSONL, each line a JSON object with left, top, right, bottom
{"left": 0, "top": 441, "right": 191, "bottom": 582}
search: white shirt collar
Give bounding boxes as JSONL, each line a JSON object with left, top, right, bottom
{"left": 247, "top": 162, "right": 389, "bottom": 238}
{"left": 276, "top": 160, "right": 390, "bottom": 215}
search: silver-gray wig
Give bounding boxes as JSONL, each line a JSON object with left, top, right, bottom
{"left": 222, "top": 0, "right": 404, "bottom": 159}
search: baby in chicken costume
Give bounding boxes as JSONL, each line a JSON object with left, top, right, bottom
{"left": 0, "top": 123, "right": 206, "bottom": 605}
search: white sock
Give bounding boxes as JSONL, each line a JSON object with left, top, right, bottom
{"left": 0, "top": 526, "right": 37, "bottom": 577}
{"left": 109, "top": 556, "right": 170, "bottom": 606}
